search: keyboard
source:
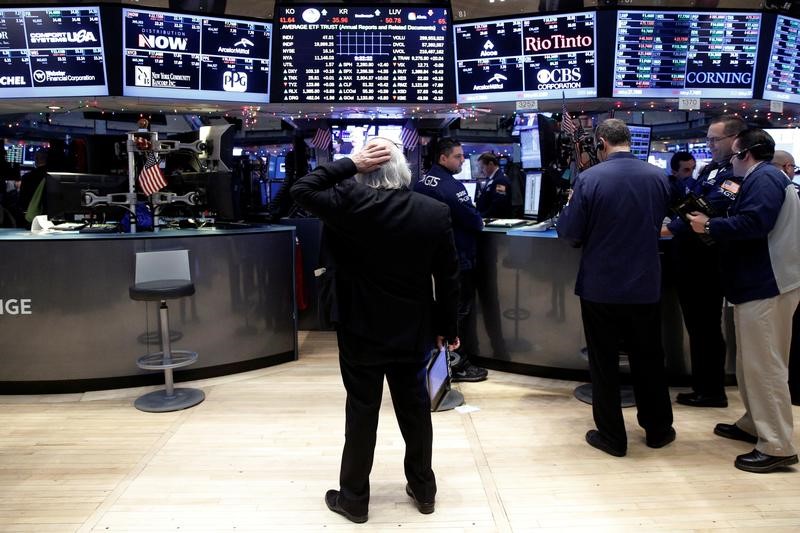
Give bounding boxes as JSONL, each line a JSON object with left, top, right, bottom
{"left": 80, "top": 224, "right": 120, "bottom": 234}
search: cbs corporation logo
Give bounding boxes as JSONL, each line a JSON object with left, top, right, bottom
{"left": 33, "top": 70, "right": 46, "bottom": 83}
{"left": 536, "top": 68, "right": 581, "bottom": 84}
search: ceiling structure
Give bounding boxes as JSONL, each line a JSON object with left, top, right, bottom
{"left": 0, "top": 0, "right": 797, "bottom": 134}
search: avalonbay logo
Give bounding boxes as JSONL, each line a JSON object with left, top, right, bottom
{"left": 29, "top": 29, "right": 97, "bottom": 44}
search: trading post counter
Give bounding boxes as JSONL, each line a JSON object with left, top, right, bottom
{"left": 471, "top": 228, "right": 734, "bottom": 383}
{"left": 0, "top": 226, "right": 297, "bottom": 393}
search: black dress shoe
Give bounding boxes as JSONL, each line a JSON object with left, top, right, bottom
{"left": 676, "top": 392, "right": 728, "bottom": 408}
{"left": 646, "top": 427, "right": 677, "bottom": 449}
{"left": 734, "top": 449, "right": 799, "bottom": 473}
{"left": 714, "top": 423, "right": 758, "bottom": 444}
{"left": 325, "top": 490, "right": 368, "bottom": 524}
{"left": 405, "top": 484, "right": 435, "bottom": 514}
{"left": 585, "top": 429, "right": 626, "bottom": 457}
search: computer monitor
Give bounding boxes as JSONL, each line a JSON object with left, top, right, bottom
{"left": 45, "top": 172, "right": 129, "bottom": 221}
{"left": 520, "top": 129, "right": 542, "bottom": 169}
{"left": 427, "top": 346, "right": 450, "bottom": 411}
{"left": 168, "top": 171, "right": 238, "bottom": 220}
{"left": 453, "top": 158, "right": 472, "bottom": 181}
{"left": 463, "top": 182, "right": 477, "bottom": 202}
{"left": 523, "top": 171, "right": 543, "bottom": 220}
{"left": 629, "top": 125, "right": 651, "bottom": 162}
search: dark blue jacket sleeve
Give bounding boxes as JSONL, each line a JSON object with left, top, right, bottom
{"left": 556, "top": 176, "right": 588, "bottom": 247}
{"left": 707, "top": 169, "right": 787, "bottom": 241}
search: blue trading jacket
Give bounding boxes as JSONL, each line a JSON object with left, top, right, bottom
{"left": 413, "top": 163, "right": 484, "bottom": 271}
{"left": 475, "top": 168, "right": 512, "bottom": 218}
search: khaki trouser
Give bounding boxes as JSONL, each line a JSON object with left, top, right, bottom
{"left": 734, "top": 287, "right": 800, "bottom": 456}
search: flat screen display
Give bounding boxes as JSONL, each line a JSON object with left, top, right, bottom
{"left": 764, "top": 15, "right": 800, "bottom": 104}
{"left": 523, "top": 171, "right": 542, "bottom": 219}
{"left": 453, "top": 157, "right": 472, "bottom": 181}
{"left": 122, "top": 8, "right": 271, "bottom": 102}
{"left": 273, "top": 5, "right": 454, "bottom": 103}
{"left": 629, "top": 125, "right": 651, "bottom": 161}
{"left": 0, "top": 6, "right": 108, "bottom": 97}
{"left": 454, "top": 11, "right": 596, "bottom": 103}
{"left": 520, "top": 128, "right": 542, "bottom": 169}
{"left": 613, "top": 11, "right": 761, "bottom": 98}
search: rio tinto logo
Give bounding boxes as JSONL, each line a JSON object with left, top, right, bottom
{"left": 525, "top": 34, "right": 592, "bottom": 53}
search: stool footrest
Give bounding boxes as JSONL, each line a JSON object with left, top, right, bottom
{"left": 137, "top": 350, "right": 198, "bottom": 370}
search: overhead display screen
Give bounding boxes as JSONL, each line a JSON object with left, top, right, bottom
{"left": 613, "top": 11, "right": 761, "bottom": 98}
{"left": 454, "top": 11, "right": 596, "bottom": 103}
{"left": 0, "top": 6, "right": 107, "bottom": 98}
{"left": 122, "top": 8, "right": 271, "bottom": 102}
{"left": 763, "top": 15, "right": 800, "bottom": 104}
{"left": 273, "top": 5, "right": 454, "bottom": 103}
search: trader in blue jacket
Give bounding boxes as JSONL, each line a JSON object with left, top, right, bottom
{"left": 414, "top": 138, "right": 488, "bottom": 382}
{"left": 664, "top": 115, "right": 747, "bottom": 408}
{"left": 558, "top": 119, "right": 675, "bottom": 457}
{"left": 687, "top": 128, "right": 800, "bottom": 473}
{"left": 475, "top": 152, "right": 512, "bottom": 218}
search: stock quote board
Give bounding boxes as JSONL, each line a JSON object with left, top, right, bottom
{"left": 123, "top": 7, "right": 271, "bottom": 102}
{"left": 613, "top": 10, "right": 761, "bottom": 98}
{"left": 273, "top": 5, "right": 455, "bottom": 103}
{"left": 454, "top": 11, "right": 596, "bottom": 103}
{"left": 0, "top": 6, "right": 108, "bottom": 97}
{"left": 763, "top": 15, "right": 800, "bottom": 104}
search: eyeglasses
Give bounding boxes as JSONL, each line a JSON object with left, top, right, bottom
{"left": 705, "top": 134, "right": 735, "bottom": 144}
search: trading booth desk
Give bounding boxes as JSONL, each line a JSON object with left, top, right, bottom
{"left": 472, "top": 228, "right": 732, "bottom": 383}
{"left": 0, "top": 226, "right": 297, "bottom": 394}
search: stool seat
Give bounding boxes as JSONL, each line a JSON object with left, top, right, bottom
{"left": 130, "top": 279, "right": 195, "bottom": 301}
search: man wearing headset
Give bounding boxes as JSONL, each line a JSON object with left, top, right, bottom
{"left": 664, "top": 115, "right": 747, "bottom": 409}
{"left": 558, "top": 119, "right": 674, "bottom": 457}
{"left": 687, "top": 128, "right": 800, "bottom": 473}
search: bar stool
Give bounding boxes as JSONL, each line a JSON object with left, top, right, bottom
{"left": 130, "top": 249, "right": 205, "bottom": 412}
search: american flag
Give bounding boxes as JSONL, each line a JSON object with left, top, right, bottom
{"left": 310, "top": 127, "right": 331, "bottom": 150}
{"left": 138, "top": 151, "right": 166, "bottom": 196}
{"left": 400, "top": 120, "right": 419, "bottom": 151}
{"left": 561, "top": 95, "right": 576, "bottom": 136}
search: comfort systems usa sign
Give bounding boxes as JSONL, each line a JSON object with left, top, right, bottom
{"left": 0, "top": 6, "right": 108, "bottom": 98}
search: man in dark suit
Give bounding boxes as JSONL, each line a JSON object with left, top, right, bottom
{"left": 475, "top": 152, "right": 512, "bottom": 219}
{"left": 558, "top": 119, "right": 675, "bottom": 457}
{"left": 291, "top": 138, "right": 460, "bottom": 523}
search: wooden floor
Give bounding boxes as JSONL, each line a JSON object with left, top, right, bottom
{"left": 1, "top": 331, "right": 800, "bottom": 532}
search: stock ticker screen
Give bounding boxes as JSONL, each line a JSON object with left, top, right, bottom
{"left": 613, "top": 11, "right": 761, "bottom": 98}
{"left": 0, "top": 6, "right": 108, "bottom": 97}
{"left": 454, "top": 11, "right": 596, "bottom": 103}
{"left": 272, "top": 5, "right": 454, "bottom": 103}
{"left": 763, "top": 15, "right": 800, "bottom": 104}
{"left": 122, "top": 8, "right": 271, "bottom": 102}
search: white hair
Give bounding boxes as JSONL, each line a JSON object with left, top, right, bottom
{"left": 354, "top": 139, "right": 411, "bottom": 190}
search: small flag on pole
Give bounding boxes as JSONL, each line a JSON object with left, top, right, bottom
{"left": 561, "top": 93, "right": 576, "bottom": 136}
{"left": 400, "top": 120, "right": 419, "bottom": 150}
{"left": 138, "top": 151, "right": 166, "bottom": 196}
{"left": 310, "top": 128, "right": 331, "bottom": 150}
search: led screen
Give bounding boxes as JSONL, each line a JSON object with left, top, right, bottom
{"left": 0, "top": 6, "right": 107, "bottom": 97}
{"left": 764, "top": 15, "right": 800, "bottom": 104}
{"left": 273, "top": 5, "right": 454, "bottom": 103}
{"left": 122, "top": 8, "right": 271, "bottom": 102}
{"left": 629, "top": 125, "right": 651, "bottom": 161}
{"left": 613, "top": 11, "right": 761, "bottom": 98}
{"left": 454, "top": 11, "right": 596, "bottom": 103}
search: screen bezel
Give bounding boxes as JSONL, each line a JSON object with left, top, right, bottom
{"left": 427, "top": 346, "right": 449, "bottom": 410}
{"left": 0, "top": 4, "right": 110, "bottom": 98}
{"left": 270, "top": 2, "right": 455, "bottom": 105}
{"left": 120, "top": 5, "right": 272, "bottom": 103}
{"left": 453, "top": 9, "right": 598, "bottom": 104}
{"left": 611, "top": 8, "right": 763, "bottom": 99}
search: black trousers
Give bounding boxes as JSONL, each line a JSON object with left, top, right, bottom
{"left": 456, "top": 268, "right": 478, "bottom": 365}
{"left": 335, "top": 331, "right": 436, "bottom": 516}
{"left": 675, "top": 273, "right": 727, "bottom": 397}
{"left": 580, "top": 299, "right": 673, "bottom": 449}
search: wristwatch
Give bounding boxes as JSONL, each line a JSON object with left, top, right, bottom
{"left": 703, "top": 220, "right": 711, "bottom": 234}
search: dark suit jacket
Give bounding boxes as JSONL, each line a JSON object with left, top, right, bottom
{"left": 291, "top": 158, "right": 460, "bottom": 359}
